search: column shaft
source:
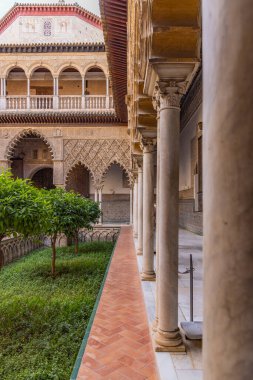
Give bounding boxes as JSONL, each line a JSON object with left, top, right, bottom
{"left": 133, "top": 179, "right": 138, "bottom": 238}
{"left": 98, "top": 189, "right": 103, "bottom": 224}
{"left": 154, "top": 115, "right": 160, "bottom": 329}
{"left": 203, "top": 1, "right": 253, "bottom": 379}
{"left": 137, "top": 166, "right": 143, "bottom": 255}
{"left": 155, "top": 95, "right": 184, "bottom": 351}
{"left": 141, "top": 144, "right": 156, "bottom": 281}
{"left": 129, "top": 188, "right": 133, "bottom": 225}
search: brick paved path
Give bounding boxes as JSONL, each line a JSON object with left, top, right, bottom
{"left": 77, "top": 226, "right": 158, "bottom": 380}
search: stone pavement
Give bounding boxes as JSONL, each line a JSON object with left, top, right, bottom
{"left": 77, "top": 226, "right": 159, "bottom": 380}
{"left": 137, "top": 229, "right": 203, "bottom": 380}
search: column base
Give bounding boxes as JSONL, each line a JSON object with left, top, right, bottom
{"left": 154, "top": 327, "right": 186, "bottom": 353}
{"left": 133, "top": 233, "right": 138, "bottom": 239}
{"left": 152, "top": 319, "right": 158, "bottom": 332}
{"left": 136, "top": 249, "right": 143, "bottom": 256}
{"left": 141, "top": 272, "right": 156, "bottom": 281}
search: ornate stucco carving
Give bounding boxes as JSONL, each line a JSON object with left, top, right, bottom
{"left": 64, "top": 139, "right": 131, "bottom": 188}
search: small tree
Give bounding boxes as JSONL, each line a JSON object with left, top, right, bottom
{"left": 44, "top": 188, "right": 100, "bottom": 275}
{"left": 0, "top": 170, "right": 48, "bottom": 268}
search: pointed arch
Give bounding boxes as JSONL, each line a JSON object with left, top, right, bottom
{"left": 65, "top": 161, "right": 96, "bottom": 187}
{"left": 101, "top": 160, "right": 131, "bottom": 186}
{"left": 5, "top": 129, "right": 55, "bottom": 160}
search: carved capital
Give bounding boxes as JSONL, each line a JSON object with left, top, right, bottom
{"left": 156, "top": 80, "right": 187, "bottom": 110}
{"left": 141, "top": 138, "right": 157, "bottom": 154}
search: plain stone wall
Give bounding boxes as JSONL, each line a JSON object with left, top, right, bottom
{"left": 179, "top": 199, "right": 203, "bottom": 235}
{"left": 102, "top": 194, "right": 130, "bottom": 224}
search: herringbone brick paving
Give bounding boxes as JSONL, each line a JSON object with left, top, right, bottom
{"left": 77, "top": 226, "right": 159, "bottom": 380}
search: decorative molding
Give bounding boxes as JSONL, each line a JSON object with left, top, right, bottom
{"left": 0, "top": 43, "right": 105, "bottom": 54}
{"left": 64, "top": 139, "right": 131, "bottom": 188}
{"left": 181, "top": 69, "right": 202, "bottom": 131}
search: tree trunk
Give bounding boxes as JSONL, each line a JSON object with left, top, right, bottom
{"left": 74, "top": 232, "right": 79, "bottom": 254}
{"left": 51, "top": 234, "right": 57, "bottom": 276}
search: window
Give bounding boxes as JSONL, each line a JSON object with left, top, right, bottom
{"left": 44, "top": 20, "right": 52, "bottom": 36}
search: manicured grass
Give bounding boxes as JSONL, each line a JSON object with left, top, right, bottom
{"left": 0, "top": 242, "right": 114, "bottom": 380}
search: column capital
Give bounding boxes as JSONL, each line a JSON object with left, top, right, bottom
{"left": 153, "top": 80, "right": 187, "bottom": 111}
{"left": 141, "top": 138, "right": 157, "bottom": 153}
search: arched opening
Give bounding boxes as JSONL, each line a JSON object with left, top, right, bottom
{"left": 102, "top": 163, "right": 130, "bottom": 224}
{"left": 59, "top": 67, "right": 82, "bottom": 95}
{"left": 66, "top": 164, "right": 91, "bottom": 198}
{"left": 30, "top": 67, "right": 54, "bottom": 109}
{"left": 6, "top": 67, "right": 27, "bottom": 95}
{"left": 85, "top": 67, "right": 107, "bottom": 96}
{"left": 31, "top": 168, "right": 55, "bottom": 190}
{"left": 6, "top": 67, "right": 27, "bottom": 110}
{"left": 59, "top": 67, "right": 82, "bottom": 109}
{"left": 10, "top": 132, "right": 53, "bottom": 181}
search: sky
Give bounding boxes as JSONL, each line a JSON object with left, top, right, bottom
{"left": 0, "top": 0, "right": 100, "bottom": 19}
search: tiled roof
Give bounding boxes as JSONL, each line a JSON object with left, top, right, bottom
{"left": 99, "top": 0, "right": 128, "bottom": 122}
{"left": 0, "top": 111, "right": 124, "bottom": 124}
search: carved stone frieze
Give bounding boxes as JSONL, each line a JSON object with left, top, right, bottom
{"left": 64, "top": 139, "right": 131, "bottom": 188}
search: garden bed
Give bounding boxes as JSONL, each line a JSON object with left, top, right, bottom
{"left": 0, "top": 242, "right": 114, "bottom": 380}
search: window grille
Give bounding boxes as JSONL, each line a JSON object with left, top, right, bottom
{"left": 44, "top": 20, "right": 52, "bottom": 36}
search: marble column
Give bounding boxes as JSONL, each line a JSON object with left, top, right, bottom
{"left": 203, "top": 1, "right": 253, "bottom": 379}
{"left": 133, "top": 177, "right": 138, "bottom": 238}
{"left": 155, "top": 84, "right": 185, "bottom": 352}
{"left": 129, "top": 187, "right": 133, "bottom": 225}
{"left": 26, "top": 77, "right": 30, "bottom": 110}
{"left": 153, "top": 110, "right": 160, "bottom": 330}
{"left": 141, "top": 141, "right": 156, "bottom": 281}
{"left": 137, "top": 164, "right": 143, "bottom": 255}
{"left": 98, "top": 188, "right": 103, "bottom": 224}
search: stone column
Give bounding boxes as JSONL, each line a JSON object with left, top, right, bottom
{"left": 53, "top": 77, "right": 59, "bottom": 109}
{"left": 155, "top": 83, "right": 185, "bottom": 352}
{"left": 141, "top": 140, "right": 156, "bottom": 281}
{"left": 137, "top": 163, "right": 143, "bottom": 255}
{"left": 133, "top": 176, "right": 138, "bottom": 238}
{"left": 106, "top": 77, "right": 110, "bottom": 108}
{"left": 0, "top": 78, "right": 6, "bottom": 110}
{"left": 129, "top": 187, "right": 133, "bottom": 225}
{"left": 82, "top": 76, "right": 86, "bottom": 109}
{"left": 153, "top": 103, "right": 161, "bottom": 330}
{"left": 98, "top": 188, "right": 103, "bottom": 225}
{"left": 27, "top": 77, "right": 30, "bottom": 110}
{"left": 203, "top": 1, "right": 253, "bottom": 379}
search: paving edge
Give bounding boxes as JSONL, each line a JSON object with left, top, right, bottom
{"left": 70, "top": 234, "right": 120, "bottom": 380}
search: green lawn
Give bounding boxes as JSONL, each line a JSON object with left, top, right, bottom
{"left": 0, "top": 242, "right": 114, "bottom": 380}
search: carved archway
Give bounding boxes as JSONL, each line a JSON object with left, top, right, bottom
{"left": 65, "top": 163, "right": 93, "bottom": 197}
{"left": 5, "top": 129, "right": 55, "bottom": 161}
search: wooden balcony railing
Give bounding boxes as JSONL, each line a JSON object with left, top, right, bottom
{"left": 3, "top": 95, "right": 114, "bottom": 112}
